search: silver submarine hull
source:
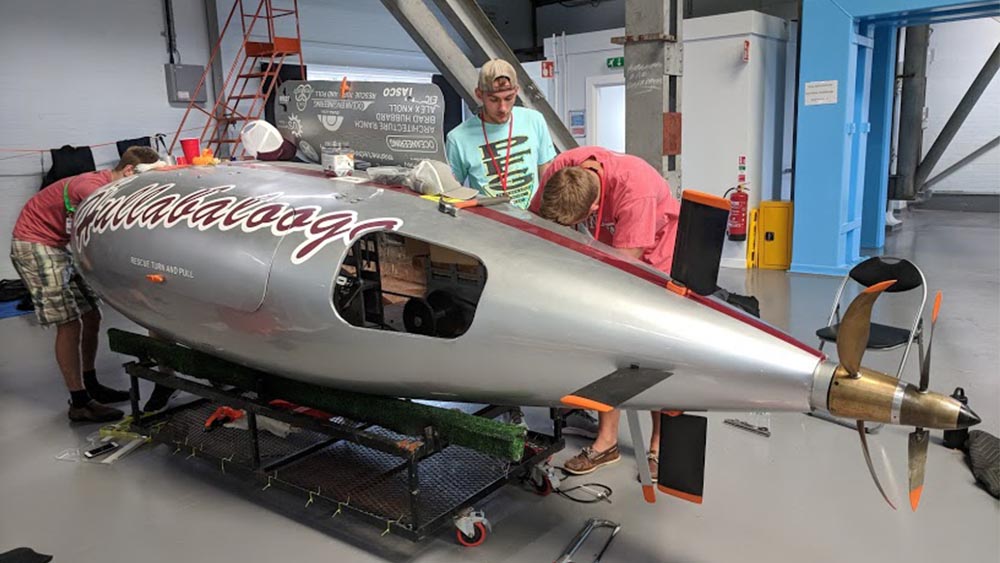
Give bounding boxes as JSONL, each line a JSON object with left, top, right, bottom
{"left": 69, "top": 163, "right": 970, "bottom": 430}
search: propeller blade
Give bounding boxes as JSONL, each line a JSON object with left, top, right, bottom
{"left": 837, "top": 280, "right": 897, "bottom": 375}
{"left": 908, "top": 429, "right": 929, "bottom": 511}
{"left": 919, "top": 292, "right": 942, "bottom": 392}
{"left": 856, "top": 420, "right": 897, "bottom": 510}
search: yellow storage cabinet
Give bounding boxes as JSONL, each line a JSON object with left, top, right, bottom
{"left": 756, "top": 201, "right": 793, "bottom": 270}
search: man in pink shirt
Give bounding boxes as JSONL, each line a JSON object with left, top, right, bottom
{"left": 529, "top": 145, "right": 680, "bottom": 479}
{"left": 10, "top": 146, "right": 161, "bottom": 423}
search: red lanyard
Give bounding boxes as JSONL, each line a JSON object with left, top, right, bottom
{"left": 585, "top": 164, "right": 606, "bottom": 239}
{"left": 481, "top": 111, "right": 514, "bottom": 194}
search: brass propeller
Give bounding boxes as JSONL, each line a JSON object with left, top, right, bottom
{"left": 908, "top": 291, "right": 942, "bottom": 511}
{"left": 836, "top": 279, "right": 897, "bottom": 376}
{"left": 836, "top": 279, "right": 898, "bottom": 509}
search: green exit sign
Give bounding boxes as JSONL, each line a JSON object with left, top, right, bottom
{"left": 606, "top": 56, "right": 624, "bottom": 68}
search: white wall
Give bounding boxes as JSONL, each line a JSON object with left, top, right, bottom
{"left": 683, "top": 12, "right": 792, "bottom": 268}
{"left": 922, "top": 18, "right": 1000, "bottom": 195}
{"left": 544, "top": 29, "right": 624, "bottom": 134}
{"left": 0, "top": 0, "right": 212, "bottom": 279}
{"left": 544, "top": 13, "right": 795, "bottom": 269}
{"left": 683, "top": 12, "right": 790, "bottom": 202}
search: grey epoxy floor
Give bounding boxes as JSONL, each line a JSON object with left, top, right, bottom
{"left": 1, "top": 208, "right": 997, "bottom": 562}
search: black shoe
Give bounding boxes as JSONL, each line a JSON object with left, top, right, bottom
{"left": 143, "top": 384, "right": 177, "bottom": 413}
{"left": 85, "top": 383, "right": 131, "bottom": 404}
{"left": 68, "top": 400, "right": 124, "bottom": 423}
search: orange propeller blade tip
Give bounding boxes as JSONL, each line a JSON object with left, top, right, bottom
{"left": 642, "top": 485, "right": 657, "bottom": 504}
{"left": 909, "top": 486, "right": 924, "bottom": 511}
{"left": 560, "top": 395, "right": 613, "bottom": 413}
{"left": 863, "top": 279, "right": 897, "bottom": 294}
{"left": 932, "top": 292, "right": 942, "bottom": 322}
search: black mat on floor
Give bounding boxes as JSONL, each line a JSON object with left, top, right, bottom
{"left": 0, "top": 548, "right": 53, "bottom": 563}
{"left": 913, "top": 194, "right": 1000, "bottom": 212}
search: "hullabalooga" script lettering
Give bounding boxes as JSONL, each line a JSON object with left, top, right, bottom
{"left": 72, "top": 177, "right": 403, "bottom": 264}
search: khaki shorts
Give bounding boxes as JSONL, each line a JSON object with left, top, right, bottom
{"left": 10, "top": 239, "right": 99, "bottom": 326}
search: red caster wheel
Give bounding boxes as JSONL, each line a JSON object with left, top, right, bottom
{"left": 532, "top": 475, "right": 552, "bottom": 496}
{"left": 455, "top": 521, "right": 488, "bottom": 547}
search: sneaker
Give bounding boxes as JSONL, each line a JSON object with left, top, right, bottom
{"left": 143, "top": 384, "right": 177, "bottom": 413}
{"left": 562, "top": 409, "right": 599, "bottom": 439}
{"left": 85, "top": 383, "right": 130, "bottom": 404}
{"left": 563, "top": 444, "right": 621, "bottom": 475}
{"left": 638, "top": 452, "right": 659, "bottom": 484}
{"left": 68, "top": 400, "right": 124, "bottom": 423}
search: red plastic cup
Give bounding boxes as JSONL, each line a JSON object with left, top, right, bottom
{"left": 175, "top": 156, "right": 188, "bottom": 165}
{"left": 179, "top": 138, "right": 200, "bottom": 162}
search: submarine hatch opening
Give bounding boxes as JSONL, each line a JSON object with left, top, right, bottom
{"left": 333, "top": 231, "right": 487, "bottom": 338}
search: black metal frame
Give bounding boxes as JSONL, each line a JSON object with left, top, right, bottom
{"left": 126, "top": 361, "right": 564, "bottom": 542}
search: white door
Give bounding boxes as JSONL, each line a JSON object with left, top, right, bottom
{"left": 586, "top": 74, "right": 625, "bottom": 152}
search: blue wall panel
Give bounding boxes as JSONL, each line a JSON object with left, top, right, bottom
{"left": 792, "top": 0, "right": 998, "bottom": 275}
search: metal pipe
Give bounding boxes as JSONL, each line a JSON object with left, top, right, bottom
{"left": 892, "top": 26, "right": 930, "bottom": 200}
{"left": 247, "top": 411, "right": 261, "bottom": 470}
{"left": 129, "top": 374, "right": 141, "bottom": 420}
{"left": 202, "top": 0, "right": 229, "bottom": 158}
{"left": 923, "top": 135, "right": 1000, "bottom": 190}
{"left": 554, "top": 518, "right": 621, "bottom": 563}
{"left": 915, "top": 43, "right": 1000, "bottom": 191}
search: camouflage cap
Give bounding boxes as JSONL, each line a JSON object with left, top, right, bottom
{"left": 478, "top": 59, "right": 519, "bottom": 93}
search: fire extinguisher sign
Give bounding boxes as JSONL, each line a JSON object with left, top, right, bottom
{"left": 737, "top": 154, "right": 747, "bottom": 184}
{"left": 541, "top": 60, "right": 555, "bottom": 79}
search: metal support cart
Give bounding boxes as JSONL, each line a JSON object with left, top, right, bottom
{"left": 122, "top": 354, "right": 563, "bottom": 545}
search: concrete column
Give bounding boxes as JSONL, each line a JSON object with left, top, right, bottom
{"left": 622, "top": 0, "right": 682, "bottom": 190}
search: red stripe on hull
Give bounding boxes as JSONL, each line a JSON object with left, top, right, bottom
{"left": 238, "top": 163, "right": 823, "bottom": 359}
{"left": 472, "top": 207, "right": 824, "bottom": 359}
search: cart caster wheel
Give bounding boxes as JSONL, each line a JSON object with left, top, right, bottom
{"left": 456, "top": 521, "right": 488, "bottom": 547}
{"left": 532, "top": 475, "right": 552, "bottom": 496}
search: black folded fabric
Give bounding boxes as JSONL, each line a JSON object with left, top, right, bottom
{"left": 966, "top": 430, "right": 1000, "bottom": 498}
{"left": 116, "top": 136, "right": 152, "bottom": 157}
{"left": 0, "top": 279, "right": 28, "bottom": 302}
{"left": 0, "top": 547, "right": 53, "bottom": 563}
{"left": 40, "top": 145, "right": 96, "bottom": 190}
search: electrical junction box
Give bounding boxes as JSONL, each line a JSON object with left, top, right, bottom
{"left": 164, "top": 64, "right": 207, "bottom": 104}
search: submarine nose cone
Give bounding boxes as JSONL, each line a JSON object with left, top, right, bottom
{"left": 957, "top": 404, "right": 981, "bottom": 429}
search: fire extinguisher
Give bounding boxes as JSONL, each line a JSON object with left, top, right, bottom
{"left": 724, "top": 185, "right": 749, "bottom": 241}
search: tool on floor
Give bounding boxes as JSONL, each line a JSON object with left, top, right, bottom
{"left": 554, "top": 518, "right": 621, "bottom": 563}
{"left": 100, "top": 438, "right": 146, "bottom": 464}
{"left": 204, "top": 406, "right": 245, "bottom": 432}
{"left": 83, "top": 441, "right": 120, "bottom": 459}
{"left": 724, "top": 418, "right": 771, "bottom": 437}
{"left": 438, "top": 195, "right": 510, "bottom": 216}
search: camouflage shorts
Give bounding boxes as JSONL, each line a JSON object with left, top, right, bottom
{"left": 9, "top": 239, "right": 99, "bottom": 326}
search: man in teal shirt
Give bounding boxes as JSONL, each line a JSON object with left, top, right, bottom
{"left": 446, "top": 59, "right": 556, "bottom": 209}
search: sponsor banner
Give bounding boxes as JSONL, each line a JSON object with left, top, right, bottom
{"left": 274, "top": 80, "right": 447, "bottom": 167}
